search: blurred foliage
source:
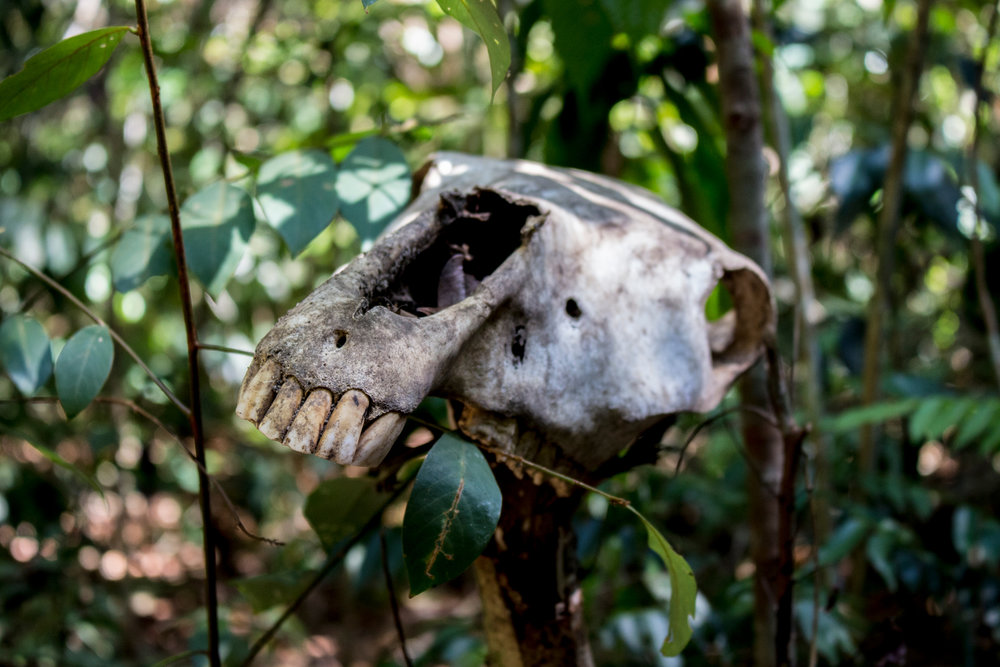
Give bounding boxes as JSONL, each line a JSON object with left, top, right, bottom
{"left": 2, "top": 0, "right": 1000, "bottom": 664}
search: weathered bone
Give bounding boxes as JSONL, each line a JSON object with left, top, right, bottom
{"left": 237, "top": 153, "right": 774, "bottom": 470}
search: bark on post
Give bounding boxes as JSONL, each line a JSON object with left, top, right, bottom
{"left": 707, "top": 1, "right": 784, "bottom": 665}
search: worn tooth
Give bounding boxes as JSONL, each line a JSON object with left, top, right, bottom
{"left": 236, "top": 358, "right": 282, "bottom": 423}
{"left": 283, "top": 389, "right": 333, "bottom": 454}
{"left": 352, "top": 412, "right": 406, "bottom": 467}
{"left": 258, "top": 378, "right": 304, "bottom": 441}
{"left": 316, "top": 390, "right": 369, "bottom": 461}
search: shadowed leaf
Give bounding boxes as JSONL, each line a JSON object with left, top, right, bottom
{"left": 335, "top": 137, "right": 411, "bottom": 240}
{"left": 181, "top": 182, "right": 255, "bottom": 295}
{"left": 55, "top": 325, "right": 114, "bottom": 419}
{"left": 257, "top": 150, "right": 339, "bottom": 256}
{"left": 305, "top": 477, "right": 389, "bottom": 551}
{"left": 110, "top": 215, "right": 173, "bottom": 292}
{"left": 0, "top": 315, "right": 53, "bottom": 394}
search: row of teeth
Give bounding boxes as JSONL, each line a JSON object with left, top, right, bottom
{"left": 235, "top": 358, "right": 406, "bottom": 466}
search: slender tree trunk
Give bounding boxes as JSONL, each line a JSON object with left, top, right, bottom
{"left": 473, "top": 463, "right": 592, "bottom": 667}
{"left": 707, "top": 2, "right": 784, "bottom": 665}
{"left": 853, "top": 0, "right": 933, "bottom": 592}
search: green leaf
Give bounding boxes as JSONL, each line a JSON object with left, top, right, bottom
{"left": 362, "top": 0, "right": 380, "bottom": 7}
{"left": 234, "top": 571, "right": 313, "bottom": 612}
{"left": 0, "top": 315, "right": 53, "bottom": 394}
{"left": 599, "top": 0, "right": 666, "bottom": 45}
{"left": 629, "top": 508, "right": 696, "bottom": 657}
{"left": 436, "top": 0, "right": 510, "bottom": 98}
{"left": 256, "top": 150, "right": 339, "bottom": 256}
{"left": 55, "top": 325, "right": 114, "bottom": 419}
{"left": 908, "top": 396, "right": 949, "bottom": 441}
{"left": 953, "top": 399, "right": 1000, "bottom": 449}
{"left": 304, "top": 477, "right": 389, "bottom": 551}
{"left": 0, "top": 27, "right": 130, "bottom": 122}
{"left": 334, "top": 138, "right": 411, "bottom": 241}
{"left": 825, "top": 398, "right": 917, "bottom": 433}
{"left": 110, "top": 215, "right": 173, "bottom": 292}
{"left": 402, "top": 434, "right": 501, "bottom": 596}
{"left": 543, "top": 0, "right": 614, "bottom": 95}
{"left": 180, "top": 182, "right": 255, "bottom": 295}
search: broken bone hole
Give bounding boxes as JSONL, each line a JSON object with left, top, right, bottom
{"left": 511, "top": 324, "right": 527, "bottom": 364}
{"left": 333, "top": 330, "right": 348, "bottom": 348}
{"left": 371, "top": 189, "right": 540, "bottom": 317}
{"left": 565, "top": 298, "right": 582, "bottom": 318}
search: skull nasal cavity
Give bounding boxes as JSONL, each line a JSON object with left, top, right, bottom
{"left": 334, "top": 331, "right": 348, "bottom": 348}
{"left": 374, "top": 188, "right": 541, "bottom": 317}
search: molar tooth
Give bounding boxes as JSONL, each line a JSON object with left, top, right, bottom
{"left": 258, "top": 378, "right": 304, "bottom": 441}
{"left": 352, "top": 412, "right": 406, "bottom": 467}
{"left": 236, "top": 358, "right": 282, "bottom": 423}
{"left": 316, "top": 390, "right": 369, "bottom": 461}
{"left": 283, "top": 389, "right": 333, "bottom": 454}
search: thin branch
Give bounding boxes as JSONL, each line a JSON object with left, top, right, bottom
{"left": 966, "top": 1, "right": 1000, "bottom": 391}
{"left": 0, "top": 246, "right": 190, "bottom": 417}
{"left": 673, "top": 405, "right": 781, "bottom": 477}
{"left": 196, "top": 342, "right": 255, "bottom": 357}
{"left": 240, "top": 479, "right": 414, "bottom": 666}
{"left": 380, "top": 528, "right": 414, "bottom": 667}
{"left": 133, "top": 1, "right": 219, "bottom": 663}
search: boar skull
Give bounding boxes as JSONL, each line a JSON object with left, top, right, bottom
{"left": 236, "top": 153, "right": 774, "bottom": 471}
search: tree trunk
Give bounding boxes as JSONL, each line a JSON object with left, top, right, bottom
{"left": 707, "top": 1, "right": 785, "bottom": 665}
{"left": 473, "top": 462, "right": 593, "bottom": 667}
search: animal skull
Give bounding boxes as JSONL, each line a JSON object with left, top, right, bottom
{"left": 236, "top": 153, "right": 774, "bottom": 471}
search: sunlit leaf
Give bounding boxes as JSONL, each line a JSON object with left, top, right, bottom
{"left": 436, "top": 0, "right": 510, "bottom": 98}
{"left": 908, "top": 396, "right": 950, "bottom": 441}
{"left": 256, "top": 150, "right": 339, "bottom": 256}
{"left": 335, "top": 137, "right": 411, "bottom": 240}
{"left": 0, "top": 315, "right": 53, "bottom": 394}
{"left": 234, "top": 571, "right": 313, "bottom": 612}
{"left": 305, "top": 477, "right": 389, "bottom": 551}
{"left": 55, "top": 325, "right": 114, "bottom": 419}
{"left": 630, "top": 508, "right": 696, "bottom": 657}
{"left": 110, "top": 215, "right": 173, "bottom": 292}
{"left": 824, "top": 399, "right": 917, "bottom": 433}
{"left": 181, "top": 182, "right": 255, "bottom": 295}
{"left": 0, "top": 27, "right": 130, "bottom": 122}
{"left": 402, "top": 434, "right": 501, "bottom": 596}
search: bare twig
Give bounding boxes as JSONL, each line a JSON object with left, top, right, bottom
{"left": 673, "top": 405, "right": 780, "bottom": 477}
{"left": 196, "top": 342, "right": 255, "bottom": 356}
{"left": 240, "top": 480, "right": 414, "bottom": 666}
{"left": 966, "top": 2, "right": 1000, "bottom": 390}
{"left": 133, "top": 1, "right": 219, "bottom": 662}
{"left": 380, "top": 528, "right": 414, "bottom": 667}
{"left": 854, "top": 0, "right": 934, "bottom": 595}
{"left": 0, "top": 247, "right": 190, "bottom": 417}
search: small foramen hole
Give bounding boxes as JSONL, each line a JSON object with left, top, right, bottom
{"left": 334, "top": 331, "right": 348, "bottom": 348}
{"left": 565, "top": 298, "right": 582, "bottom": 318}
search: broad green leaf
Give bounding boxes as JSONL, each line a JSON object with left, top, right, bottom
{"left": 866, "top": 528, "right": 897, "bottom": 591}
{"left": 55, "top": 325, "right": 114, "bottom": 419}
{"left": 630, "top": 508, "right": 696, "bottom": 657}
{"left": 305, "top": 477, "right": 389, "bottom": 551}
{"left": 978, "top": 421, "right": 1000, "bottom": 455}
{"left": 952, "top": 399, "right": 999, "bottom": 449}
{"left": 0, "top": 315, "right": 53, "bottom": 394}
{"left": 110, "top": 215, "right": 173, "bottom": 292}
{"left": 908, "top": 396, "right": 949, "bottom": 441}
{"left": 256, "top": 150, "right": 339, "bottom": 256}
{"left": 180, "top": 182, "right": 255, "bottom": 295}
{"left": 599, "top": 0, "right": 667, "bottom": 44}
{"left": 825, "top": 398, "right": 917, "bottom": 433}
{"left": 436, "top": 0, "right": 510, "bottom": 98}
{"left": 402, "top": 434, "right": 501, "bottom": 596}
{"left": 335, "top": 138, "right": 411, "bottom": 240}
{"left": 818, "top": 516, "right": 870, "bottom": 565}
{"left": 0, "top": 27, "right": 130, "bottom": 122}
{"left": 234, "top": 571, "right": 313, "bottom": 612}
{"left": 543, "top": 0, "right": 614, "bottom": 95}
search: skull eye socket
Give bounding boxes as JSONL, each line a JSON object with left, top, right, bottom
{"left": 334, "top": 331, "right": 348, "bottom": 348}
{"left": 565, "top": 298, "right": 582, "bottom": 318}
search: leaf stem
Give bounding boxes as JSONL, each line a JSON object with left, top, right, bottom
{"left": 196, "top": 342, "right": 254, "bottom": 356}
{"left": 133, "top": 1, "right": 220, "bottom": 663}
{"left": 380, "top": 527, "right": 414, "bottom": 667}
{"left": 0, "top": 246, "right": 190, "bottom": 416}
